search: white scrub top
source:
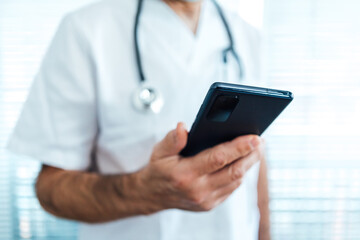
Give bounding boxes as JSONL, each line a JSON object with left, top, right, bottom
{"left": 8, "top": 0, "right": 263, "bottom": 239}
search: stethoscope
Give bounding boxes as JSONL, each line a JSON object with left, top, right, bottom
{"left": 132, "top": 0, "right": 244, "bottom": 114}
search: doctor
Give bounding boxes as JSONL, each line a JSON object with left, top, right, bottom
{"left": 8, "top": 0, "right": 270, "bottom": 239}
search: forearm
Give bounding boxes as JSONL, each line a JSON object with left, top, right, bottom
{"left": 34, "top": 131, "right": 264, "bottom": 224}
{"left": 35, "top": 165, "right": 160, "bottom": 223}
{"left": 257, "top": 156, "right": 271, "bottom": 240}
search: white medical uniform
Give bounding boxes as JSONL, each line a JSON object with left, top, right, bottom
{"left": 8, "top": 0, "right": 263, "bottom": 239}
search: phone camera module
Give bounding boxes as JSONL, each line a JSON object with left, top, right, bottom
{"left": 207, "top": 95, "right": 239, "bottom": 122}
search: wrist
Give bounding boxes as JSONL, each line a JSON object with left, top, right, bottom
{"left": 258, "top": 220, "right": 271, "bottom": 240}
{"left": 112, "top": 167, "right": 164, "bottom": 217}
{"left": 135, "top": 166, "right": 167, "bottom": 214}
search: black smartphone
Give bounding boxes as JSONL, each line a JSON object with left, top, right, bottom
{"left": 180, "top": 82, "right": 293, "bottom": 157}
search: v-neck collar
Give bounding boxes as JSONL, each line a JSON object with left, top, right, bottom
{"left": 142, "top": 0, "right": 222, "bottom": 72}
{"left": 156, "top": 0, "right": 209, "bottom": 41}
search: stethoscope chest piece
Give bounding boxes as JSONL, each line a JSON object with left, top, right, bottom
{"left": 132, "top": 84, "right": 164, "bottom": 114}
{"left": 132, "top": 0, "right": 243, "bottom": 114}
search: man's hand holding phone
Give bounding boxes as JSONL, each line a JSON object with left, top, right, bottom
{"left": 139, "top": 122, "right": 265, "bottom": 213}
{"left": 34, "top": 121, "right": 265, "bottom": 223}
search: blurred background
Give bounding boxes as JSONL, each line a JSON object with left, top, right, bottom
{"left": 1, "top": 0, "right": 360, "bottom": 239}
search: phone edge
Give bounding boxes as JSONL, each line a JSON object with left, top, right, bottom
{"left": 211, "top": 82, "right": 294, "bottom": 100}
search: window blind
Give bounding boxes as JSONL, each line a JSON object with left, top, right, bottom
{"left": 263, "top": 0, "right": 360, "bottom": 239}
{"left": 0, "top": 1, "right": 91, "bottom": 239}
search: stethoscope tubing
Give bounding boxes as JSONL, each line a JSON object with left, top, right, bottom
{"left": 133, "top": 0, "right": 244, "bottom": 83}
{"left": 134, "top": 0, "right": 146, "bottom": 83}
{"left": 210, "top": 0, "right": 243, "bottom": 78}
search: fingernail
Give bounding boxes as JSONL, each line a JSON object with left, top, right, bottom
{"left": 250, "top": 136, "right": 260, "bottom": 149}
{"left": 180, "top": 122, "right": 187, "bottom": 131}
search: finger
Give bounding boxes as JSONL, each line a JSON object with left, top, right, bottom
{"left": 187, "top": 135, "right": 260, "bottom": 176}
{"left": 212, "top": 179, "right": 242, "bottom": 200}
{"left": 207, "top": 149, "right": 260, "bottom": 189}
{"left": 201, "top": 181, "right": 241, "bottom": 211}
{"left": 151, "top": 122, "right": 188, "bottom": 159}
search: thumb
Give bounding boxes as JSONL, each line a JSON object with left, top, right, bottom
{"left": 151, "top": 122, "right": 188, "bottom": 160}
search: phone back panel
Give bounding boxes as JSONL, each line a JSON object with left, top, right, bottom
{"left": 180, "top": 82, "right": 293, "bottom": 157}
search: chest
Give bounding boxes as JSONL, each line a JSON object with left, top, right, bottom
{"left": 89, "top": 2, "right": 255, "bottom": 158}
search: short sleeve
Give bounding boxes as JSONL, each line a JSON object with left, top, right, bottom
{"left": 7, "top": 14, "right": 97, "bottom": 171}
